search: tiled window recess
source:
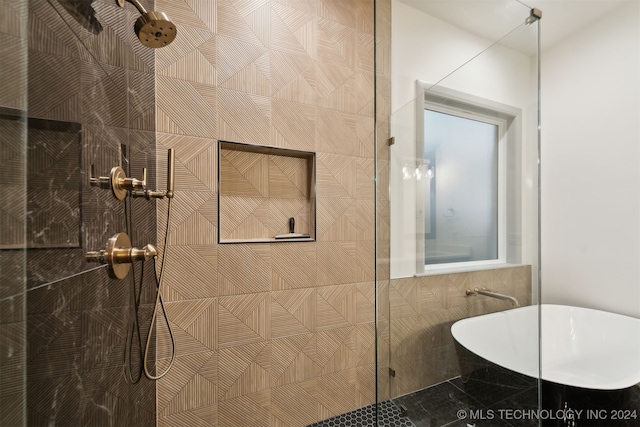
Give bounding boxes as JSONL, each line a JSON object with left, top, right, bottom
{"left": 218, "top": 140, "right": 315, "bottom": 243}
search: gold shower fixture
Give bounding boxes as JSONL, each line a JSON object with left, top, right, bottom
{"left": 90, "top": 164, "right": 147, "bottom": 200}
{"left": 117, "top": 0, "right": 177, "bottom": 48}
{"left": 86, "top": 232, "right": 157, "bottom": 280}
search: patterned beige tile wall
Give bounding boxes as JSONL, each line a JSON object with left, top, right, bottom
{"left": 388, "top": 266, "right": 532, "bottom": 398}
{"left": 154, "top": 0, "right": 377, "bottom": 426}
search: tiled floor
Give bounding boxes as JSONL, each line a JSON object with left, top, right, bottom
{"left": 306, "top": 400, "right": 415, "bottom": 427}
{"left": 308, "top": 364, "right": 640, "bottom": 427}
{"left": 394, "top": 364, "right": 538, "bottom": 427}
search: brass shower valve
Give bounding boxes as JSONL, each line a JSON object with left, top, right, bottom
{"left": 86, "top": 232, "right": 157, "bottom": 280}
{"left": 90, "top": 165, "right": 147, "bottom": 201}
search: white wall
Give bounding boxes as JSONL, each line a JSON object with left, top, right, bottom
{"left": 541, "top": 1, "right": 640, "bottom": 317}
{"left": 390, "top": 0, "right": 538, "bottom": 279}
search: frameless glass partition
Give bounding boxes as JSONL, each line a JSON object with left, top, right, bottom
{"left": 385, "top": 1, "right": 540, "bottom": 425}
{"left": 0, "top": 1, "right": 28, "bottom": 424}
{"left": 0, "top": 1, "right": 159, "bottom": 425}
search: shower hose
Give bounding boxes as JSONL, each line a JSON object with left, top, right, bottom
{"left": 124, "top": 193, "right": 176, "bottom": 382}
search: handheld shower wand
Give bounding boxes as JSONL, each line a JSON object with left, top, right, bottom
{"left": 117, "top": 0, "right": 177, "bottom": 48}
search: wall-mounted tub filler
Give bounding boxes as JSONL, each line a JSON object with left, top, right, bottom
{"left": 86, "top": 232, "right": 157, "bottom": 280}
{"left": 465, "top": 287, "right": 520, "bottom": 307}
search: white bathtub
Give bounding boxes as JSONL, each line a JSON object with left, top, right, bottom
{"left": 451, "top": 304, "right": 640, "bottom": 390}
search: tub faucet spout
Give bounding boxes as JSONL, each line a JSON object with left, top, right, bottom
{"left": 466, "top": 287, "right": 520, "bottom": 307}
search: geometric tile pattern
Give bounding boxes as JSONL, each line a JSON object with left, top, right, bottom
{"left": 154, "top": 0, "right": 378, "bottom": 425}
{"left": 388, "top": 266, "right": 532, "bottom": 399}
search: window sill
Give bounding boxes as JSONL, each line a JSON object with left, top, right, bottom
{"left": 414, "top": 262, "right": 526, "bottom": 277}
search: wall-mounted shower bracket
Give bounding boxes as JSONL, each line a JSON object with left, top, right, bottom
{"left": 90, "top": 165, "right": 147, "bottom": 200}
{"left": 86, "top": 232, "right": 157, "bottom": 280}
{"left": 525, "top": 8, "right": 542, "bottom": 25}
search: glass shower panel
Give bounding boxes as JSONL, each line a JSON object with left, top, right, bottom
{"left": 0, "top": 1, "right": 160, "bottom": 425}
{"left": 386, "top": 1, "right": 540, "bottom": 425}
{"left": 0, "top": 1, "right": 28, "bottom": 425}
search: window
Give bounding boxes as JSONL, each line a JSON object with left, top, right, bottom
{"left": 415, "top": 84, "right": 519, "bottom": 274}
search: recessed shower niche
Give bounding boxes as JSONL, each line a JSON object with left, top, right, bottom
{"left": 218, "top": 141, "right": 316, "bottom": 243}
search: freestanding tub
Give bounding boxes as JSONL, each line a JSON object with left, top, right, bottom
{"left": 451, "top": 304, "right": 640, "bottom": 426}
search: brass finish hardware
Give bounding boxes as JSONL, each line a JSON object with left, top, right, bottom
{"left": 465, "top": 287, "right": 520, "bottom": 308}
{"left": 132, "top": 148, "right": 175, "bottom": 199}
{"left": 526, "top": 8, "right": 542, "bottom": 25}
{"left": 399, "top": 404, "right": 408, "bottom": 417}
{"left": 86, "top": 232, "right": 157, "bottom": 280}
{"left": 90, "top": 165, "right": 147, "bottom": 201}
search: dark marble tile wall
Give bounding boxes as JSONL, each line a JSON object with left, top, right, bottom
{"left": 1, "top": 0, "right": 159, "bottom": 425}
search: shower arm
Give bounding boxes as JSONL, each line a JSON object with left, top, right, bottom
{"left": 465, "top": 287, "right": 520, "bottom": 308}
{"left": 117, "top": 0, "right": 147, "bottom": 15}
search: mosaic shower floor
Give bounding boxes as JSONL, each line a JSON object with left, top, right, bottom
{"left": 308, "top": 366, "right": 640, "bottom": 427}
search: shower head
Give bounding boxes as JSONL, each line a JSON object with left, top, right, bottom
{"left": 117, "top": 0, "right": 177, "bottom": 48}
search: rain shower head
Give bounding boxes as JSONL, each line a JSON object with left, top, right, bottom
{"left": 117, "top": 0, "right": 176, "bottom": 48}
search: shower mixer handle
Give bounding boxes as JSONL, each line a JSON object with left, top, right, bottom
{"left": 110, "top": 166, "right": 146, "bottom": 200}
{"left": 89, "top": 165, "right": 147, "bottom": 200}
{"left": 132, "top": 148, "right": 175, "bottom": 199}
{"left": 86, "top": 232, "right": 157, "bottom": 280}
{"left": 89, "top": 164, "right": 111, "bottom": 189}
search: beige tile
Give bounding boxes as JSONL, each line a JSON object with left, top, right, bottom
{"left": 316, "top": 369, "right": 357, "bottom": 417}
{"left": 355, "top": 282, "right": 375, "bottom": 324}
{"left": 217, "top": 88, "right": 270, "bottom": 146}
{"left": 218, "top": 390, "right": 271, "bottom": 427}
{"left": 158, "top": 352, "right": 216, "bottom": 415}
{"left": 270, "top": 99, "right": 316, "bottom": 150}
{"left": 316, "top": 326, "right": 357, "bottom": 375}
{"left": 271, "top": 382, "right": 317, "bottom": 426}
{"left": 317, "top": 284, "right": 356, "bottom": 330}
{"left": 356, "top": 323, "right": 376, "bottom": 366}
{"left": 161, "top": 299, "right": 218, "bottom": 354}
{"left": 162, "top": 245, "right": 217, "bottom": 301}
{"left": 218, "top": 245, "right": 271, "bottom": 295}
{"left": 316, "top": 153, "right": 357, "bottom": 199}
{"left": 217, "top": 0, "right": 269, "bottom": 47}
{"left": 316, "top": 108, "right": 358, "bottom": 156}
{"left": 271, "top": 334, "right": 318, "bottom": 386}
{"left": 271, "top": 242, "right": 317, "bottom": 290}
{"left": 218, "top": 341, "right": 271, "bottom": 401}
{"left": 218, "top": 293, "right": 271, "bottom": 348}
{"left": 317, "top": 18, "right": 355, "bottom": 71}
{"left": 356, "top": 364, "right": 376, "bottom": 407}
{"left": 316, "top": 197, "right": 357, "bottom": 241}
{"left": 270, "top": 2, "right": 316, "bottom": 59}
{"left": 157, "top": 75, "right": 217, "bottom": 138}
{"left": 316, "top": 241, "right": 357, "bottom": 286}
{"left": 217, "top": 36, "right": 270, "bottom": 96}
{"left": 271, "top": 289, "right": 316, "bottom": 337}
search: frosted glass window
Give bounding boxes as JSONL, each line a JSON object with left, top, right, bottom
{"left": 424, "top": 109, "right": 499, "bottom": 265}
